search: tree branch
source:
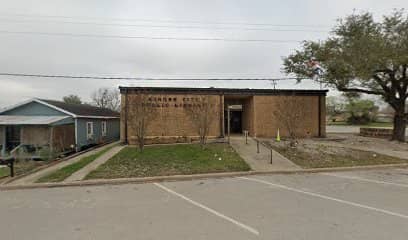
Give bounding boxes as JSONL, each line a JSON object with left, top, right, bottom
{"left": 374, "top": 69, "right": 394, "bottom": 74}
{"left": 337, "top": 87, "right": 383, "bottom": 95}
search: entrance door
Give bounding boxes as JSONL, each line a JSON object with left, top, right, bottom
{"left": 225, "top": 111, "right": 242, "bottom": 134}
{"left": 6, "top": 126, "right": 21, "bottom": 151}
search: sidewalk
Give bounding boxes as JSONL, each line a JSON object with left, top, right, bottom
{"left": 64, "top": 145, "right": 125, "bottom": 182}
{"left": 229, "top": 136, "right": 301, "bottom": 171}
{"left": 7, "top": 142, "right": 118, "bottom": 185}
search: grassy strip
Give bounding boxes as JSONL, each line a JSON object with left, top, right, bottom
{"left": 269, "top": 144, "right": 407, "bottom": 168}
{"left": 36, "top": 145, "right": 116, "bottom": 183}
{"left": 85, "top": 143, "right": 250, "bottom": 180}
{"left": 0, "top": 167, "right": 8, "bottom": 178}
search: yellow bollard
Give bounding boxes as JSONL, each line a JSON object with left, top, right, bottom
{"left": 276, "top": 128, "right": 281, "bottom": 142}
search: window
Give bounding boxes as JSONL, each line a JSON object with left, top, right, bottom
{"left": 101, "top": 121, "right": 107, "bottom": 137}
{"left": 86, "top": 122, "right": 94, "bottom": 139}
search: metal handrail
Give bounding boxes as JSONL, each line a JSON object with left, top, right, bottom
{"left": 10, "top": 144, "right": 23, "bottom": 157}
{"left": 251, "top": 137, "right": 273, "bottom": 164}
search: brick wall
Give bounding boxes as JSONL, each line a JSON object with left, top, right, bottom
{"left": 121, "top": 91, "right": 326, "bottom": 144}
{"left": 253, "top": 95, "right": 322, "bottom": 138}
{"left": 360, "top": 127, "right": 393, "bottom": 138}
{"left": 122, "top": 92, "right": 222, "bottom": 144}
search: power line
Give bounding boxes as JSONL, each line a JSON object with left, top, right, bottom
{"left": 0, "top": 30, "right": 302, "bottom": 43}
{"left": 0, "top": 72, "right": 302, "bottom": 81}
{"left": 0, "top": 12, "right": 332, "bottom": 28}
{"left": 0, "top": 18, "right": 330, "bottom": 33}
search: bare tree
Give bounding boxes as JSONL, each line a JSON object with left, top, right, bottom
{"left": 127, "top": 92, "right": 157, "bottom": 152}
{"left": 184, "top": 95, "right": 218, "bottom": 146}
{"left": 91, "top": 88, "right": 121, "bottom": 111}
{"left": 273, "top": 96, "right": 306, "bottom": 147}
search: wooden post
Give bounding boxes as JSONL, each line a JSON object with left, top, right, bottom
{"left": 9, "top": 158, "right": 14, "bottom": 177}
{"left": 270, "top": 149, "right": 273, "bottom": 164}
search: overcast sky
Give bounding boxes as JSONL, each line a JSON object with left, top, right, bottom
{"left": 0, "top": 0, "right": 406, "bottom": 108}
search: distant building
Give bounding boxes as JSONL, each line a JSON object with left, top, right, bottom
{"left": 120, "top": 87, "right": 327, "bottom": 145}
{"left": 0, "top": 99, "right": 120, "bottom": 157}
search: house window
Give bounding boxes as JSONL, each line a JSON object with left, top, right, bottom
{"left": 87, "top": 122, "right": 94, "bottom": 139}
{"left": 101, "top": 121, "right": 107, "bottom": 137}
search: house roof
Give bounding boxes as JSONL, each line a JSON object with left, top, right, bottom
{"left": 119, "top": 86, "right": 328, "bottom": 96}
{"left": 38, "top": 99, "right": 120, "bottom": 118}
{"left": 0, "top": 115, "right": 70, "bottom": 125}
{"left": 0, "top": 99, "right": 120, "bottom": 119}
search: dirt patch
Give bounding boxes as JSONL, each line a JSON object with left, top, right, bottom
{"left": 312, "top": 133, "right": 408, "bottom": 152}
{"left": 263, "top": 134, "right": 408, "bottom": 168}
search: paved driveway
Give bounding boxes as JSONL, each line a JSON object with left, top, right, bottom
{"left": 327, "top": 125, "right": 361, "bottom": 133}
{"left": 2, "top": 169, "right": 408, "bottom": 239}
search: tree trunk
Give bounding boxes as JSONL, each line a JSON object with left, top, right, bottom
{"left": 392, "top": 108, "right": 406, "bottom": 142}
{"left": 139, "top": 138, "right": 144, "bottom": 152}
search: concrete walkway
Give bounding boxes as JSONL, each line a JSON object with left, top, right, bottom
{"left": 8, "top": 142, "right": 118, "bottom": 185}
{"left": 229, "top": 136, "right": 301, "bottom": 171}
{"left": 64, "top": 145, "right": 125, "bottom": 182}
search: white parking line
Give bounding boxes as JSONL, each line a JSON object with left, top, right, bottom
{"left": 154, "top": 183, "right": 260, "bottom": 236}
{"left": 239, "top": 177, "right": 408, "bottom": 220}
{"left": 321, "top": 173, "right": 408, "bottom": 188}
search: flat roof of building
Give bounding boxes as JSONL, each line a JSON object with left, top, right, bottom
{"left": 119, "top": 86, "right": 328, "bottom": 96}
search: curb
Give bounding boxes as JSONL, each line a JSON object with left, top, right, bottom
{"left": 1, "top": 162, "right": 408, "bottom": 191}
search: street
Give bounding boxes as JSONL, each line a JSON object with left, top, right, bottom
{"left": 1, "top": 169, "right": 408, "bottom": 239}
{"left": 326, "top": 125, "right": 408, "bottom": 136}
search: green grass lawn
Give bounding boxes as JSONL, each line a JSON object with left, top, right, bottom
{"left": 270, "top": 145, "right": 407, "bottom": 169}
{"left": 85, "top": 143, "right": 250, "bottom": 180}
{"left": 0, "top": 167, "right": 8, "bottom": 178}
{"left": 0, "top": 160, "right": 48, "bottom": 178}
{"left": 36, "top": 145, "right": 116, "bottom": 183}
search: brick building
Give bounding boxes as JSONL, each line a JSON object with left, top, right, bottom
{"left": 120, "top": 87, "right": 327, "bottom": 144}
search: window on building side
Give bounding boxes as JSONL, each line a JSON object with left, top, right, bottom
{"left": 87, "top": 122, "right": 94, "bottom": 139}
{"left": 102, "top": 121, "right": 107, "bottom": 137}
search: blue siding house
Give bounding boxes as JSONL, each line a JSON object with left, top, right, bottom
{"left": 0, "top": 98, "right": 120, "bottom": 156}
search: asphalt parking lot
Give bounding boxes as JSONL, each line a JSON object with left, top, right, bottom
{"left": 1, "top": 169, "right": 408, "bottom": 240}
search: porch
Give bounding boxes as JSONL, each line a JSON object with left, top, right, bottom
{"left": 0, "top": 116, "right": 75, "bottom": 158}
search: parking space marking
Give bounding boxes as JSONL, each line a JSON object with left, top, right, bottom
{"left": 239, "top": 177, "right": 408, "bottom": 220}
{"left": 321, "top": 173, "right": 408, "bottom": 188}
{"left": 154, "top": 183, "right": 260, "bottom": 236}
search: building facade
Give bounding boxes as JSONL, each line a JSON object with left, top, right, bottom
{"left": 0, "top": 98, "right": 120, "bottom": 157}
{"left": 120, "top": 87, "right": 327, "bottom": 145}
